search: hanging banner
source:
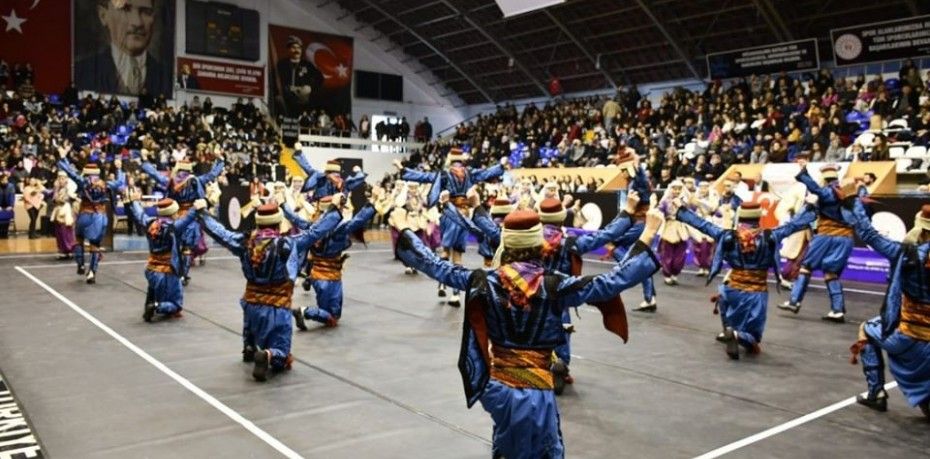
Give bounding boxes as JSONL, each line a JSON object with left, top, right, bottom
{"left": 73, "top": 0, "right": 176, "bottom": 98}
{"left": 176, "top": 57, "right": 264, "bottom": 96}
{"left": 706, "top": 39, "right": 819, "bottom": 79}
{"left": 832, "top": 15, "right": 930, "bottom": 66}
{"left": 0, "top": 0, "right": 71, "bottom": 94}
{"left": 267, "top": 25, "right": 353, "bottom": 119}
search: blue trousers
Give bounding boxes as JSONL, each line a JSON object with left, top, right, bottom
{"left": 240, "top": 301, "right": 293, "bottom": 370}
{"left": 480, "top": 380, "right": 564, "bottom": 459}
{"left": 177, "top": 218, "right": 203, "bottom": 278}
{"left": 613, "top": 247, "right": 656, "bottom": 302}
{"left": 718, "top": 285, "right": 767, "bottom": 349}
{"left": 790, "top": 235, "right": 853, "bottom": 311}
{"left": 75, "top": 212, "right": 107, "bottom": 271}
{"left": 304, "top": 279, "right": 343, "bottom": 324}
{"left": 862, "top": 318, "right": 930, "bottom": 406}
{"left": 440, "top": 214, "right": 468, "bottom": 253}
{"left": 554, "top": 308, "right": 572, "bottom": 365}
{"left": 144, "top": 270, "right": 183, "bottom": 315}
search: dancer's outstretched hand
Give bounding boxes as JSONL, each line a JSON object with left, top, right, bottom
{"left": 625, "top": 191, "right": 640, "bottom": 214}
{"left": 645, "top": 208, "right": 665, "bottom": 233}
{"left": 331, "top": 193, "right": 345, "bottom": 208}
{"left": 193, "top": 199, "right": 208, "bottom": 211}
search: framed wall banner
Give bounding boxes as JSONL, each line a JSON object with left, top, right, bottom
{"left": 832, "top": 15, "right": 930, "bottom": 66}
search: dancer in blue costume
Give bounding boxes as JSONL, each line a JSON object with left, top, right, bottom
{"left": 393, "top": 147, "right": 506, "bottom": 306}
{"left": 140, "top": 151, "right": 225, "bottom": 285}
{"left": 285, "top": 197, "right": 376, "bottom": 328}
{"left": 677, "top": 200, "right": 816, "bottom": 359}
{"left": 611, "top": 151, "right": 658, "bottom": 311}
{"left": 127, "top": 195, "right": 198, "bottom": 322}
{"left": 293, "top": 147, "right": 367, "bottom": 201}
{"left": 848, "top": 199, "right": 930, "bottom": 418}
{"left": 197, "top": 196, "right": 343, "bottom": 381}
{"left": 393, "top": 207, "right": 663, "bottom": 459}
{"left": 57, "top": 151, "right": 125, "bottom": 284}
{"left": 779, "top": 161, "right": 863, "bottom": 322}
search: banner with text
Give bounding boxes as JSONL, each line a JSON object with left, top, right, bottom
{"left": 832, "top": 15, "right": 930, "bottom": 66}
{"left": 176, "top": 57, "right": 264, "bottom": 96}
{"left": 706, "top": 39, "right": 819, "bottom": 79}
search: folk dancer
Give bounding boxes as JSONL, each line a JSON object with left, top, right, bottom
{"left": 848, "top": 199, "right": 930, "bottom": 418}
{"left": 611, "top": 151, "right": 658, "bottom": 311}
{"left": 57, "top": 153, "right": 125, "bottom": 284}
{"left": 50, "top": 171, "right": 77, "bottom": 260}
{"left": 393, "top": 207, "right": 663, "bottom": 459}
{"left": 779, "top": 163, "right": 862, "bottom": 322}
{"left": 677, "top": 200, "right": 816, "bottom": 359}
{"left": 688, "top": 181, "right": 718, "bottom": 276}
{"left": 288, "top": 197, "right": 375, "bottom": 328}
{"left": 293, "top": 149, "right": 368, "bottom": 201}
{"left": 775, "top": 179, "right": 811, "bottom": 289}
{"left": 198, "top": 196, "right": 343, "bottom": 381}
{"left": 129, "top": 194, "right": 199, "bottom": 322}
{"left": 394, "top": 147, "right": 506, "bottom": 306}
{"left": 141, "top": 151, "right": 225, "bottom": 285}
{"left": 656, "top": 180, "right": 690, "bottom": 285}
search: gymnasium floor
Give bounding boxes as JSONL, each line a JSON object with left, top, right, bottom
{"left": 0, "top": 244, "right": 928, "bottom": 458}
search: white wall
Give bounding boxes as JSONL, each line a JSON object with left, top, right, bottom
{"left": 172, "top": 0, "right": 466, "bottom": 131}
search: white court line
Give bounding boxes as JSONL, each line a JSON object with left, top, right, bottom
{"left": 20, "top": 249, "right": 395, "bottom": 269}
{"left": 15, "top": 266, "right": 303, "bottom": 459}
{"left": 693, "top": 382, "right": 898, "bottom": 458}
{"left": 584, "top": 259, "right": 886, "bottom": 297}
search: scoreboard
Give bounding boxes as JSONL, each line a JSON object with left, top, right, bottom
{"left": 186, "top": 1, "right": 260, "bottom": 61}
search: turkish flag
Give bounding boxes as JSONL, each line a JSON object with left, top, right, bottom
{"left": 0, "top": 0, "right": 71, "bottom": 93}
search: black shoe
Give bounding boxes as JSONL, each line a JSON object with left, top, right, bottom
{"left": 920, "top": 400, "right": 929, "bottom": 420}
{"left": 242, "top": 345, "right": 256, "bottom": 363}
{"left": 302, "top": 278, "right": 312, "bottom": 292}
{"left": 143, "top": 302, "right": 157, "bottom": 322}
{"left": 57, "top": 254, "right": 70, "bottom": 261}
{"left": 448, "top": 294, "right": 461, "bottom": 307}
{"left": 552, "top": 360, "right": 569, "bottom": 396}
{"left": 86, "top": 271, "right": 96, "bottom": 284}
{"left": 724, "top": 327, "right": 739, "bottom": 360}
{"left": 77, "top": 265, "right": 85, "bottom": 275}
{"left": 252, "top": 350, "right": 271, "bottom": 382}
{"left": 181, "top": 276, "right": 191, "bottom": 287}
{"left": 437, "top": 287, "right": 447, "bottom": 298}
{"left": 856, "top": 389, "right": 888, "bottom": 412}
{"left": 822, "top": 311, "right": 846, "bottom": 323}
{"left": 715, "top": 332, "right": 727, "bottom": 342}
{"left": 292, "top": 307, "right": 308, "bottom": 331}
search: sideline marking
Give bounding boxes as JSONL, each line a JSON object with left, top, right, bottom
{"left": 584, "top": 259, "right": 886, "bottom": 297}
{"left": 19, "top": 249, "right": 395, "bottom": 269}
{"left": 15, "top": 266, "right": 303, "bottom": 459}
{"left": 693, "top": 381, "right": 898, "bottom": 459}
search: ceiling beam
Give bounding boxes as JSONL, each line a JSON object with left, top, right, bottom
{"left": 438, "top": 0, "right": 550, "bottom": 97}
{"left": 631, "top": 0, "right": 702, "bottom": 80}
{"left": 359, "top": 0, "right": 494, "bottom": 104}
{"left": 545, "top": 10, "right": 622, "bottom": 88}
{"left": 752, "top": 0, "right": 793, "bottom": 41}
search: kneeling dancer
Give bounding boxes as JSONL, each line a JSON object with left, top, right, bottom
{"left": 677, "top": 200, "right": 815, "bottom": 359}
{"left": 394, "top": 208, "right": 663, "bottom": 458}
{"left": 848, "top": 199, "right": 930, "bottom": 418}
{"left": 129, "top": 195, "right": 199, "bottom": 321}
{"left": 198, "top": 197, "right": 342, "bottom": 381}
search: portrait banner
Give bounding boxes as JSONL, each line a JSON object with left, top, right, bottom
{"left": 73, "top": 0, "right": 176, "bottom": 98}
{"left": 176, "top": 57, "right": 264, "bottom": 97}
{"left": 0, "top": 0, "right": 71, "bottom": 94}
{"left": 267, "top": 24, "right": 353, "bottom": 121}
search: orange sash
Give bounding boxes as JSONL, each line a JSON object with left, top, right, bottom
{"left": 242, "top": 281, "right": 295, "bottom": 308}
{"left": 489, "top": 346, "right": 554, "bottom": 390}
{"left": 310, "top": 255, "right": 346, "bottom": 281}
{"left": 147, "top": 252, "right": 173, "bottom": 274}
{"left": 727, "top": 269, "right": 768, "bottom": 292}
{"left": 79, "top": 201, "right": 106, "bottom": 213}
{"left": 900, "top": 295, "right": 930, "bottom": 341}
{"left": 816, "top": 217, "right": 853, "bottom": 237}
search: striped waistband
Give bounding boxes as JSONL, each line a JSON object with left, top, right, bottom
{"left": 490, "top": 346, "right": 554, "bottom": 390}
{"left": 243, "top": 281, "right": 294, "bottom": 308}
{"left": 727, "top": 269, "right": 768, "bottom": 292}
{"left": 79, "top": 202, "right": 106, "bottom": 213}
{"left": 147, "top": 252, "right": 173, "bottom": 274}
{"left": 816, "top": 217, "right": 853, "bottom": 237}
{"left": 310, "top": 255, "right": 346, "bottom": 281}
{"left": 901, "top": 295, "right": 930, "bottom": 341}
